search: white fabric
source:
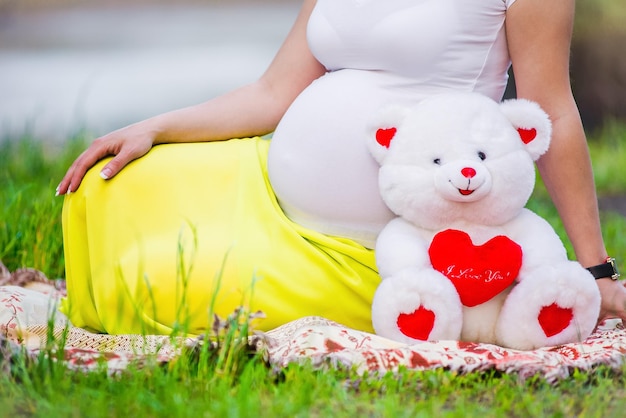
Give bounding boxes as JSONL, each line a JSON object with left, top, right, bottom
{"left": 0, "top": 286, "right": 67, "bottom": 349}
{"left": 268, "top": 0, "right": 515, "bottom": 248}
{"left": 3, "top": 285, "right": 626, "bottom": 383}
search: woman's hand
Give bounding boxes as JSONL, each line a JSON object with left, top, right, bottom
{"left": 597, "top": 278, "right": 626, "bottom": 324}
{"left": 56, "top": 123, "right": 155, "bottom": 195}
{"left": 56, "top": 0, "right": 324, "bottom": 196}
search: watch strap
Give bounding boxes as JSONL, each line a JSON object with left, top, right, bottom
{"left": 587, "top": 257, "right": 620, "bottom": 280}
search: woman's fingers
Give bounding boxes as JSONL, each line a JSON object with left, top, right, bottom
{"left": 57, "top": 133, "right": 153, "bottom": 195}
{"left": 596, "top": 278, "right": 626, "bottom": 324}
{"left": 57, "top": 145, "right": 109, "bottom": 195}
{"left": 98, "top": 145, "right": 148, "bottom": 180}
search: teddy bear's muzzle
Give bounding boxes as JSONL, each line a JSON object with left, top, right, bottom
{"left": 435, "top": 160, "right": 492, "bottom": 202}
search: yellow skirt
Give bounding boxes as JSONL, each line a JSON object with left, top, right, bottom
{"left": 61, "top": 137, "right": 380, "bottom": 335}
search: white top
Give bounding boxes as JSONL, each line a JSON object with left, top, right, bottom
{"left": 267, "top": 0, "right": 518, "bottom": 248}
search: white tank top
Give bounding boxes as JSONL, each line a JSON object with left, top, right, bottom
{"left": 267, "top": 0, "right": 518, "bottom": 248}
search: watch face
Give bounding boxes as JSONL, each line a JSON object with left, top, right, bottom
{"left": 609, "top": 258, "right": 621, "bottom": 280}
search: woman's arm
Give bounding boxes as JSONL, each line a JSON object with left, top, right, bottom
{"left": 506, "top": 0, "right": 626, "bottom": 322}
{"left": 57, "top": 0, "right": 325, "bottom": 194}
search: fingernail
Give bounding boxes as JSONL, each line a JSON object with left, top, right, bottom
{"left": 100, "top": 168, "right": 111, "bottom": 180}
{"left": 55, "top": 184, "right": 60, "bottom": 196}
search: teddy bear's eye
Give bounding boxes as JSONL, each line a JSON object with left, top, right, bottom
{"left": 478, "top": 151, "right": 487, "bottom": 161}
{"left": 433, "top": 158, "right": 441, "bottom": 165}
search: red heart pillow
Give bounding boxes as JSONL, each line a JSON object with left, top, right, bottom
{"left": 429, "top": 229, "right": 522, "bottom": 307}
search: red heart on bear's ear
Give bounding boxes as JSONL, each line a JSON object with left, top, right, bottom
{"left": 517, "top": 127, "right": 537, "bottom": 144}
{"left": 376, "top": 127, "right": 397, "bottom": 148}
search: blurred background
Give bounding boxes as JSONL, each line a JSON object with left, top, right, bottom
{"left": 0, "top": 0, "right": 300, "bottom": 142}
{"left": 0, "top": 0, "right": 625, "bottom": 142}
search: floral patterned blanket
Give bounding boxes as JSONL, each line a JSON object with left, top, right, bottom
{"left": 2, "top": 278, "right": 626, "bottom": 382}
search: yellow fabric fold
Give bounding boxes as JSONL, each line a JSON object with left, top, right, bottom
{"left": 61, "top": 138, "right": 380, "bottom": 335}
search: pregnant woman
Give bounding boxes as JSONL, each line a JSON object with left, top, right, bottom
{"left": 57, "top": 0, "right": 625, "bottom": 335}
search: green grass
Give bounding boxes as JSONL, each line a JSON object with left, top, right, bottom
{"left": 589, "top": 120, "right": 626, "bottom": 194}
{"left": 0, "top": 134, "right": 86, "bottom": 278}
{"left": 2, "top": 354, "right": 626, "bottom": 417}
{"left": 1, "top": 125, "right": 626, "bottom": 417}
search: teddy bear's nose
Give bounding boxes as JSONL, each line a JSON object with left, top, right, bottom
{"left": 461, "top": 167, "right": 477, "bottom": 178}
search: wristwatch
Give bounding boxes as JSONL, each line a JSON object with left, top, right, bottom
{"left": 586, "top": 257, "right": 621, "bottom": 281}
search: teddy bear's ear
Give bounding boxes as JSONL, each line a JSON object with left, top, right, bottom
{"left": 499, "top": 98, "right": 552, "bottom": 161}
{"left": 368, "top": 106, "right": 410, "bottom": 164}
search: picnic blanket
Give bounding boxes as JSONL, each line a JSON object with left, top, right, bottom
{"left": 2, "top": 268, "right": 626, "bottom": 382}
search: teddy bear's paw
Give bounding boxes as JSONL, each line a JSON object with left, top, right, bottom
{"left": 496, "top": 262, "right": 601, "bottom": 350}
{"left": 372, "top": 268, "right": 463, "bottom": 344}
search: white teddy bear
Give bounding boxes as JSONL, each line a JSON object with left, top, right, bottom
{"left": 368, "top": 92, "right": 601, "bottom": 350}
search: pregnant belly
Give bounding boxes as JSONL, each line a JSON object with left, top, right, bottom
{"left": 267, "top": 69, "right": 425, "bottom": 248}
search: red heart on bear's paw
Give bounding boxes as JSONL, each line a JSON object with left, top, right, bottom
{"left": 538, "top": 303, "right": 573, "bottom": 337}
{"left": 376, "top": 127, "right": 397, "bottom": 148}
{"left": 429, "top": 229, "right": 522, "bottom": 307}
{"left": 397, "top": 306, "right": 435, "bottom": 341}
